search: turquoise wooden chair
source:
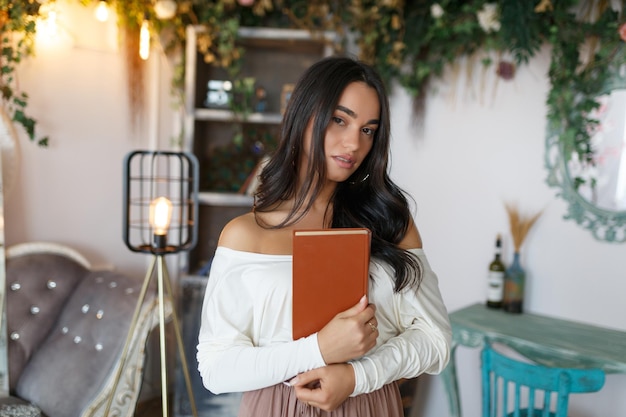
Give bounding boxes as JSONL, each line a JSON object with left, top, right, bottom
{"left": 481, "top": 344, "right": 605, "bottom": 417}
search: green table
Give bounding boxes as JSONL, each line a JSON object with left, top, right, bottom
{"left": 441, "top": 303, "right": 626, "bottom": 417}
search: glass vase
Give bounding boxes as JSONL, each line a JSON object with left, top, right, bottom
{"left": 503, "top": 252, "right": 525, "bottom": 313}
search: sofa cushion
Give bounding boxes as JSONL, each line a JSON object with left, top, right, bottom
{"left": 15, "top": 270, "right": 153, "bottom": 417}
{"left": 6, "top": 253, "right": 88, "bottom": 392}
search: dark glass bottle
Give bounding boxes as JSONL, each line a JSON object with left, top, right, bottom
{"left": 486, "top": 235, "right": 505, "bottom": 309}
{"left": 503, "top": 252, "right": 525, "bottom": 313}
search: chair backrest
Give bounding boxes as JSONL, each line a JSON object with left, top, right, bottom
{"left": 481, "top": 344, "right": 605, "bottom": 417}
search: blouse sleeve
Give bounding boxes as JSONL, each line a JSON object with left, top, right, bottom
{"left": 349, "top": 249, "right": 452, "bottom": 396}
{"left": 196, "top": 250, "right": 326, "bottom": 395}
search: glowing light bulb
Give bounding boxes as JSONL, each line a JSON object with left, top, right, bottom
{"left": 94, "top": 1, "right": 109, "bottom": 22}
{"left": 41, "top": 7, "right": 59, "bottom": 36}
{"left": 35, "top": 3, "right": 69, "bottom": 48}
{"left": 139, "top": 18, "right": 150, "bottom": 60}
{"left": 154, "top": 0, "right": 177, "bottom": 20}
{"left": 149, "top": 197, "right": 172, "bottom": 236}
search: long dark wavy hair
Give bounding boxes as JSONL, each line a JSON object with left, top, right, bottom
{"left": 254, "top": 56, "right": 422, "bottom": 292}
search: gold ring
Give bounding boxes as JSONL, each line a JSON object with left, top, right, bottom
{"left": 368, "top": 321, "right": 377, "bottom": 333}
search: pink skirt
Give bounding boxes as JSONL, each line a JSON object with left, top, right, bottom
{"left": 237, "top": 381, "right": 404, "bottom": 417}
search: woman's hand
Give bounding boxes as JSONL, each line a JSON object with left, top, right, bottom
{"left": 317, "top": 295, "right": 378, "bottom": 364}
{"left": 292, "top": 363, "right": 355, "bottom": 411}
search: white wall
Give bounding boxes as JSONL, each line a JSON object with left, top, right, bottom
{"left": 5, "top": 1, "right": 177, "bottom": 278}
{"left": 6, "top": 2, "right": 626, "bottom": 416}
{"left": 392, "top": 49, "right": 626, "bottom": 417}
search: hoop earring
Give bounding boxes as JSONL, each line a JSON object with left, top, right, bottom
{"left": 349, "top": 173, "right": 370, "bottom": 185}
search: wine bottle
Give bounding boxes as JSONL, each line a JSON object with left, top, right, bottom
{"left": 486, "top": 234, "right": 506, "bottom": 309}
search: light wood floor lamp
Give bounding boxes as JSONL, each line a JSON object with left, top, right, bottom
{"left": 109, "top": 150, "right": 199, "bottom": 417}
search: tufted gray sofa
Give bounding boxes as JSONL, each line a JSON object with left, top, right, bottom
{"left": 1, "top": 242, "right": 168, "bottom": 417}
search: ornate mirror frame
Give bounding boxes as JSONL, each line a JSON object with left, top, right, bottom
{"left": 545, "top": 44, "right": 626, "bottom": 243}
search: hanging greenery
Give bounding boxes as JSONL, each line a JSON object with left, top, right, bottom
{"left": 166, "top": 1, "right": 624, "bottom": 176}
{"left": 0, "top": 0, "right": 48, "bottom": 146}
{"left": 122, "top": 1, "right": 625, "bottom": 172}
{"left": 545, "top": 3, "right": 625, "bottom": 184}
{"left": 3, "top": 0, "right": 625, "bottom": 165}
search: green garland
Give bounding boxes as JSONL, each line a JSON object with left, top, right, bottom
{"left": 546, "top": 4, "right": 624, "bottom": 186}
{"left": 114, "top": 1, "right": 625, "bottom": 179}
{"left": 174, "top": 1, "right": 625, "bottom": 180}
{"left": 3, "top": 0, "right": 625, "bottom": 165}
{"left": 0, "top": 0, "right": 48, "bottom": 146}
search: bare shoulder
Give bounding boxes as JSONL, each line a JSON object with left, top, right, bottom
{"left": 218, "top": 212, "right": 261, "bottom": 252}
{"left": 398, "top": 217, "right": 423, "bottom": 250}
{"left": 218, "top": 211, "right": 294, "bottom": 254}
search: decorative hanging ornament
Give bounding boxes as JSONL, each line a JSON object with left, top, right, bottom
{"left": 496, "top": 61, "right": 515, "bottom": 80}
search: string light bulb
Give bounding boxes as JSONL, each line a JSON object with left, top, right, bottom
{"left": 38, "top": 4, "right": 59, "bottom": 37}
{"left": 154, "top": 0, "right": 177, "bottom": 20}
{"left": 139, "top": 17, "right": 150, "bottom": 60}
{"left": 94, "top": 0, "right": 109, "bottom": 22}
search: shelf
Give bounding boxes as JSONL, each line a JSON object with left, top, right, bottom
{"left": 198, "top": 192, "right": 253, "bottom": 207}
{"left": 184, "top": 24, "right": 336, "bottom": 273}
{"left": 194, "top": 108, "right": 283, "bottom": 124}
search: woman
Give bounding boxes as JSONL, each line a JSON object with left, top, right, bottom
{"left": 197, "top": 56, "right": 451, "bottom": 416}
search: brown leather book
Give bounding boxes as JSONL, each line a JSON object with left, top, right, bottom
{"left": 292, "top": 228, "right": 371, "bottom": 340}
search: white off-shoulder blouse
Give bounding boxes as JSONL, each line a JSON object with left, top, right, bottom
{"left": 197, "top": 246, "right": 451, "bottom": 396}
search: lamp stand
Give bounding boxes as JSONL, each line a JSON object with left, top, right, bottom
{"left": 104, "top": 254, "right": 198, "bottom": 417}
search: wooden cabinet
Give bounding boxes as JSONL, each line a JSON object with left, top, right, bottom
{"left": 181, "top": 25, "right": 335, "bottom": 274}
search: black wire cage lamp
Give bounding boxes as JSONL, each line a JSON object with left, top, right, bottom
{"left": 123, "top": 150, "right": 199, "bottom": 255}
{"left": 109, "top": 150, "right": 200, "bottom": 417}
